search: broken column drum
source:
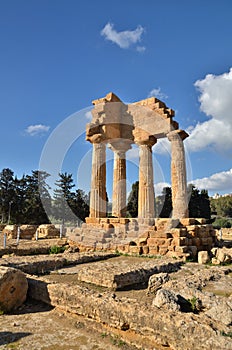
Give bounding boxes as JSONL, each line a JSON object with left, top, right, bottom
{"left": 86, "top": 92, "right": 189, "bottom": 220}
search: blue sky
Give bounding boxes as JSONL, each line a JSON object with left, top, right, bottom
{"left": 0, "top": 0, "right": 232, "bottom": 199}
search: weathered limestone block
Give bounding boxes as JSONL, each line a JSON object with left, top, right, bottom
{"left": 180, "top": 218, "right": 197, "bottom": 226}
{"left": 175, "top": 246, "right": 189, "bottom": 253}
{"left": 205, "top": 301, "right": 232, "bottom": 326}
{"left": 85, "top": 218, "right": 100, "bottom": 224}
{"left": 155, "top": 218, "right": 172, "bottom": 231}
{"left": 186, "top": 225, "right": 200, "bottom": 236}
{"left": 37, "top": 224, "right": 60, "bottom": 238}
{"left": 159, "top": 247, "right": 168, "bottom": 255}
{"left": 138, "top": 237, "right": 148, "bottom": 246}
{"left": 3, "top": 225, "right": 17, "bottom": 239}
{"left": 152, "top": 289, "right": 180, "bottom": 311}
{"left": 148, "top": 246, "right": 159, "bottom": 254}
{"left": 147, "top": 272, "right": 170, "bottom": 294}
{"left": 20, "top": 225, "right": 37, "bottom": 239}
{"left": 173, "top": 237, "right": 189, "bottom": 246}
{"left": 147, "top": 238, "right": 166, "bottom": 246}
{"left": 149, "top": 231, "right": 158, "bottom": 238}
{"left": 142, "top": 245, "right": 149, "bottom": 254}
{"left": 0, "top": 266, "right": 28, "bottom": 312}
{"left": 156, "top": 232, "right": 172, "bottom": 239}
{"left": 216, "top": 248, "right": 232, "bottom": 264}
{"left": 170, "top": 227, "right": 187, "bottom": 237}
{"left": 129, "top": 246, "right": 142, "bottom": 254}
{"left": 139, "top": 230, "right": 150, "bottom": 239}
{"left": 198, "top": 251, "right": 210, "bottom": 264}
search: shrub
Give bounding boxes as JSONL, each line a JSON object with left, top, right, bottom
{"left": 49, "top": 245, "right": 66, "bottom": 254}
{"left": 213, "top": 218, "right": 232, "bottom": 229}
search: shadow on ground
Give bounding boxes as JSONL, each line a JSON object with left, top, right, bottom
{"left": 0, "top": 331, "right": 31, "bottom": 345}
{"left": 8, "top": 299, "right": 53, "bottom": 316}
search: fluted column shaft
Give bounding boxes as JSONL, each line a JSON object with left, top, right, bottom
{"left": 138, "top": 143, "right": 155, "bottom": 218}
{"left": 168, "top": 130, "right": 189, "bottom": 219}
{"left": 109, "top": 140, "right": 131, "bottom": 217}
{"left": 112, "top": 150, "right": 127, "bottom": 217}
{"left": 89, "top": 142, "right": 107, "bottom": 217}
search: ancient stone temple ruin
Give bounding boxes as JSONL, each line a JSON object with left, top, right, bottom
{"left": 71, "top": 92, "right": 216, "bottom": 257}
{"left": 86, "top": 92, "right": 188, "bottom": 221}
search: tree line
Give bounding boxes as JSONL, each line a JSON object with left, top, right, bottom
{"left": 0, "top": 168, "right": 89, "bottom": 225}
{"left": 127, "top": 182, "right": 211, "bottom": 219}
{"left": 1, "top": 167, "right": 231, "bottom": 227}
{"left": 210, "top": 195, "right": 232, "bottom": 228}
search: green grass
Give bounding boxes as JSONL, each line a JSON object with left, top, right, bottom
{"left": 188, "top": 296, "right": 202, "bottom": 313}
{"left": 100, "top": 333, "right": 127, "bottom": 348}
{"left": 101, "top": 332, "right": 108, "bottom": 338}
{"left": 49, "top": 245, "right": 66, "bottom": 254}
{"left": 221, "top": 331, "right": 232, "bottom": 338}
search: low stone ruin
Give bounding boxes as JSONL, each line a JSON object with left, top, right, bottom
{"left": 0, "top": 266, "right": 28, "bottom": 312}
{"left": 1, "top": 224, "right": 60, "bottom": 240}
{"left": 36, "top": 224, "right": 60, "bottom": 239}
{"left": 68, "top": 217, "right": 217, "bottom": 259}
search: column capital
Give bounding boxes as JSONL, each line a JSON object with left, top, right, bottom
{"left": 87, "top": 133, "right": 106, "bottom": 144}
{"left": 167, "top": 129, "right": 189, "bottom": 142}
{"left": 136, "top": 137, "right": 157, "bottom": 148}
{"left": 108, "top": 138, "right": 132, "bottom": 153}
{"left": 133, "top": 128, "right": 157, "bottom": 147}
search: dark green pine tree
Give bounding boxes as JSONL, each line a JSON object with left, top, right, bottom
{"left": 53, "top": 172, "right": 75, "bottom": 224}
{"left": 127, "top": 181, "right": 139, "bottom": 217}
{"left": 13, "top": 175, "right": 28, "bottom": 223}
{"left": 23, "top": 170, "right": 51, "bottom": 224}
{"left": 156, "top": 187, "right": 173, "bottom": 218}
{"left": 0, "top": 168, "right": 15, "bottom": 223}
{"left": 69, "top": 189, "right": 89, "bottom": 224}
{"left": 188, "top": 184, "right": 211, "bottom": 219}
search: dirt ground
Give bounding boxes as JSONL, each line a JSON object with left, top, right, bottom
{"left": 0, "top": 299, "right": 140, "bottom": 350}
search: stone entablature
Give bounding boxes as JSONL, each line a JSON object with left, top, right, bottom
{"left": 86, "top": 92, "right": 189, "bottom": 220}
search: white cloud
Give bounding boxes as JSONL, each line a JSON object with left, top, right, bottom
{"left": 25, "top": 124, "right": 50, "bottom": 136}
{"left": 101, "top": 22, "right": 145, "bottom": 49}
{"left": 154, "top": 182, "right": 171, "bottom": 196}
{"left": 148, "top": 87, "right": 168, "bottom": 100}
{"left": 154, "top": 169, "right": 232, "bottom": 196}
{"left": 190, "top": 169, "right": 232, "bottom": 193}
{"left": 186, "top": 68, "right": 232, "bottom": 153}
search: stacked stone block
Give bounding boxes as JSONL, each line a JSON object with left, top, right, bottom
{"left": 135, "top": 218, "right": 217, "bottom": 258}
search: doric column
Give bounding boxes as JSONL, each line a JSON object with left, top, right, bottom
{"left": 137, "top": 138, "right": 156, "bottom": 219}
{"left": 89, "top": 140, "right": 107, "bottom": 218}
{"left": 109, "top": 140, "right": 131, "bottom": 217}
{"left": 167, "top": 130, "right": 189, "bottom": 219}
